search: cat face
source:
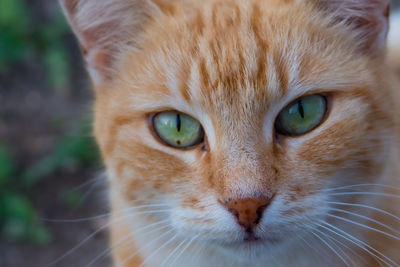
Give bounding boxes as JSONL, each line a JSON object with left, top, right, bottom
{"left": 61, "top": 0, "right": 394, "bottom": 262}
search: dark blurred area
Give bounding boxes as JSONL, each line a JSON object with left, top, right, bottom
{"left": 0, "top": 0, "right": 400, "bottom": 267}
{"left": 0, "top": 0, "right": 109, "bottom": 266}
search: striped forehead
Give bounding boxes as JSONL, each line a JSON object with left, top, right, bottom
{"left": 176, "top": 2, "right": 300, "bottom": 122}
{"left": 158, "top": 0, "right": 370, "bottom": 113}
{"left": 127, "top": 0, "right": 372, "bottom": 147}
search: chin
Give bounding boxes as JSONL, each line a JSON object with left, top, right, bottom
{"left": 215, "top": 235, "right": 286, "bottom": 262}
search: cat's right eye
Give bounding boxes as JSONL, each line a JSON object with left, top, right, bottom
{"left": 152, "top": 111, "right": 204, "bottom": 149}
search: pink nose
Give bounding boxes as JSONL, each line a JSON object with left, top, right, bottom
{"left": 226, "top": 197, "right": 272, "bottom": 229}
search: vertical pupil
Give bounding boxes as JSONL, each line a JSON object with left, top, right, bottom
{"left": 176, "top": 114, "right": 182, "bottom": 132}
{"left": 298, "top": 100, "right": 305, "bottom": 119}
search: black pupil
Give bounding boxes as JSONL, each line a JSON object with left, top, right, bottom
{"left": 298, "top": 100, "right": 305, "bottom": 119}
{"left": 176, "top": 114, "right": 182, "bottom": 132}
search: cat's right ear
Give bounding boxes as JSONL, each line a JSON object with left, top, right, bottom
{"left": 59, "top": 0, "right": 162, "bottom": 86}
{"left": 314, "top": 0, "right": 390, "bottom": 54}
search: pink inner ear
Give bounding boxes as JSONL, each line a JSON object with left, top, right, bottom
{"left": 63, "top": 0, "right": 79, "bottom": 15}
{"left": 345, "top": 12, "right": 388, "bottom": 51}
{"left": 85, "top": 47, "right": 114, "bottom": 83}
{"left": 317, "top": 0, "right": 390, "bottom": 52}
{"left": 59, "top": 0, "right": 160, "bottom": 85}
{"left": 80, "top": 23, "right": 122, "bottom": 82}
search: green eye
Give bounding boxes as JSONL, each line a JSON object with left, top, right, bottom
{"left": 275, "top": 94, "right": 327, "bottom": 136}
{"left": 153, "top": 111, "right": 204, "bottom": 148}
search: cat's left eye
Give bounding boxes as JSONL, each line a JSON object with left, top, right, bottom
{"left": 152, "top": 111, "right": 204, "bottom": 149}
{"left": 275, "top": 94, "right": 327, "bottom": 136}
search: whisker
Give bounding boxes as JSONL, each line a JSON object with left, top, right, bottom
{"left": 86, "top": 219, "right": 170, "bottom": 267}
{"left": 326, "top": 207, "right": 400, "bottom": 236}
{"left": 326, "top": 213, "right": 400, "bottom": 240}
{"left": 322, "top": 184, "right": 400, "bottom": 192}
{"left": 316, "top": 222, "right": 388, "bottom": 266}
{"left": 327, "top": 192, "right": 400, "bottom": 199}
{"left": 68, "top": 174, "right": 106, "bottom": 193}
{"left": 79, "top": 179, "right": 102, "bottom": 203}
{"left": 138, "top": 232, "right": 180, "bottom": 267}
{"left": 327, "top": 201, "right": 400, "bottom": 223}
{"left": 120, "top": 228, "right": 175, "bottom": 266}
{"left": 41, "top": 204, "right": 170, "bottom": 223}
{"left": 160, "top": 237, "right": 188, "bottom": 267}
{"left": 310, "top": 230, "right": 351, "bottom": 267}
{"left": 47, "top": 207, "right": 171, "bottom": 266}
{"left": 296, "top": 233, "right": 329, "bottom": 259}
{"left": 189, "top": 240, "right": 207, "bottom": 266}
{"left": 46, "top": 213, "right": 134, "bottom": 266}
{"left": 313, "top": 227, "right": 358, "bottom": 267}
{"left": 41, "top": 214, "right": 112, "bottom": 223}
{"left": 168, "top": 235, "right": 199, "bottom": 267}
{"left": 320, "top": 221, "right": 399, "bottom": 266}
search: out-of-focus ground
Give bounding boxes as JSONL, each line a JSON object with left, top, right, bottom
{"left": 0, "top": 1, "right": 399, "bottom": 267}
{"left": 0, "top": 0, "right": 110, "bottom": 266}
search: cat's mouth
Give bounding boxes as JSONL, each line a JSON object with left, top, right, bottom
{"left": 217, "top": 234, "right": 284, "bottom": 261}
{"left": 222, "top": 233, "right": 282, "bottom": 248}
{"left": 244, "top": 232, "right": 259, "bottom": 242}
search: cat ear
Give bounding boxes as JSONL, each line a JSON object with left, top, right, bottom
{"left": 59, "top": 0, "right": 162, "bottom": 85}
{"left": 316, "top": 0, "right": 390, "bottom": 53}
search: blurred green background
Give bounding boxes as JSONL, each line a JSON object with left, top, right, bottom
{"left": 0, "top": 0, "right": 110, "bottom": 266}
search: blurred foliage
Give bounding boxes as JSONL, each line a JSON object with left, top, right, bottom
{"left": 59, "top": 190, "right": 85, "bottom": 209}
{"left": 23, "top": 119, "right": 99, "bottom": 187}
{"left": 0, "top": 119, "right": 100, "bottom": 243}
{"left": 0, "top": 192, "right": 51, "bottom": 244}
{"left": 0, "top": 0, "right": 99, "bottom": 243}
{"left": 0, "top": 144, "right": 51, "bottom": 244}
{"left": 0, "top": 0, "right": 71, "bottom": 90}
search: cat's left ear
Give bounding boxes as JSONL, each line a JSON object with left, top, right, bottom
{"left": 315, "top": 0, "right": 390, "bottom": 53}
{"left": 59, "top": 0, "right": 165, "bottom": 86}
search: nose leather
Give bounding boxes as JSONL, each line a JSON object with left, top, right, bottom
{"left": 226, "top": 197, "right": 272, "bottom": 228}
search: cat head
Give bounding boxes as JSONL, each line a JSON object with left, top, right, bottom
{"left": 61, "top": 0, "right": 395, "bottom": 261}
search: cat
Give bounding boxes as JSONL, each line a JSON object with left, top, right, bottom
{"left": 59, "top": 0, "right": 400, "bottom": 266}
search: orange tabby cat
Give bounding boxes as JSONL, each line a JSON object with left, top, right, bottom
{"left": 60, "top": 0, "right": 400, "bottom": 266}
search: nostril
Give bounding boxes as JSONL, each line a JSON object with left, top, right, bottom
{"left": 225, "top": 197, "right": 273, "bottom": 229}
{"left": 255, "top": 204, "right": 268, "bottom": 224}
{"left": 228, "top": 208, "right": 239, "bottom": 219}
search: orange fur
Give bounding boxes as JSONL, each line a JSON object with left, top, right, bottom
{"left": 61, "top": 0, "right": 400, "bottom": 266}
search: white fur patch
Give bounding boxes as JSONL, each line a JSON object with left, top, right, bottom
{"left": 388, "top": 10, "right": 400, "bottom": 50}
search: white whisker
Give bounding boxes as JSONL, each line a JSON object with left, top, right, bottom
{"left": 47, "top": 206, "right": 171, "bottom": 266}
{"left": 138, "top": 232, "right": 180, "bottom": 267}
{"left": 316, "top": 222, "right": 387, "bottom": 266}
{"left": 327, "top": 201, "right": 400, "bottom": 222}
{"left": 79, "top": 179, "right": 101, "bottom": 203}
{"left": 42, "top": 204, "right": 170, "bottom": 223}
{"left": 168, "top": 235, "right": 199, "bottom": 267}
{"left": 68, "top": 174, "right": 106, "bottom": 193}
{"left": 160, "top": 237, "right": 188, "bottom": 267}
{"left": 120, "top": 228, "right": 175, "bottom": 266}
{"left": 322, "top": 184, "right": 400, "bottom": 192}
{"left": 327, "top": 192, "right": 400, "bottom": 199}
{"left": 326, "top": 214, "right": 400, "bottom": 241}
{"left": 310, "top": 230, "right": 351, "bottom": 267}
{"left": 87, "top": 219, "right": 170, "bottom": 267}
{"left": 313, "top": 227, "right": 358, "bottom": 267}
{"left": 320, "top": 221, "right": 399, "bottom": 266}
{"left": 327, "top": 207, "right": 400, "bottom": 235}
{"left": 297, "top": 233, "right": 329, "bottom": 259}
{"left": 46, "top": 213, "right": 134, "bottom": 266}
{"left": 189, "top": 240, "right": 207, "bottom": 265}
